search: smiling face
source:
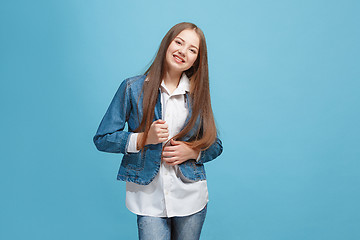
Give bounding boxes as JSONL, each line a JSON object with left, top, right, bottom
{"left": 164, "top": 29, "right": 200, "bottom": 75}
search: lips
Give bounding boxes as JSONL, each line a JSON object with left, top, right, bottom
{"left": 173, "top": 54, "right": 185, "bottom": 63}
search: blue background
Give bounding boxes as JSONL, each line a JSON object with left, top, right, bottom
{"left": 1, "top": 0, "right": 359, "bottom": 239}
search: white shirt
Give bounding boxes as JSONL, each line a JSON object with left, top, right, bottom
{"left": 125, "top": 73, "right": 208, "bottom": 217}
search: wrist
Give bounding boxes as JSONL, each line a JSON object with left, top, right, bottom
{"left": 192, "top": 148, "right": 200, "bottom": 159}
{"left": 137, "top": 132, "right": 144, "bottom": 150}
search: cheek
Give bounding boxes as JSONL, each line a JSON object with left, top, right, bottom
{"left": 167, "top": 42, "right": 176, "bottom": 53}
{"left": 189, "top": 54, "right": 198, "bottom": 65}
{"left": 166, "top": 44, "right": 177, "bottom": 59}
{"left": 165, "top": 48, "right": 173, "bottom": 62}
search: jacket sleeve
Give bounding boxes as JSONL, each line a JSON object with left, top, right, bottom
{"left": 93, "top": 79, "right": 132, "bottom": 154}
{"left": 196, "top": 136, "right": 223, "bottom": 165}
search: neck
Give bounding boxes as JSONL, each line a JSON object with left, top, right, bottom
{"left": 163, "top": 69, "right": 182, "bottom": 93}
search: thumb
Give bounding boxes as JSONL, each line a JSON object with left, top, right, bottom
{"left": 170, "top": 139, "right": 180, "bottom": 145}
{"left": 155, "top": 119, "right": 166, "bottom": 124}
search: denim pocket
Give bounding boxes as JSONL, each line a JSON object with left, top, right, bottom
{"left": 121, "top": 149, "right": 146, "bottom": 170}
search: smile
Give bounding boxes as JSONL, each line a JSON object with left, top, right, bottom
{"left": 173, "top": 54, "right": 185, "bottom": 63}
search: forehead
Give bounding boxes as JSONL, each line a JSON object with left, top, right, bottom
{"left": 175, "top": 29, "right": 200, "bottom": 48}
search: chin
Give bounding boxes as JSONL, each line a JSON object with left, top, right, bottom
{"left": 168, "top": 64, "right": 186, "bottom": 73}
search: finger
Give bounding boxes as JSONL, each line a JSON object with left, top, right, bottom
{"left": 163, "top": 146, "right": 177, "bottom": 152}
{"left": 157, "top": 123, "right": 168, "bottom": 130}
{"left": 151, "top": 120, "right": 164, "bottom": 127}
{"left": 154, "top": 120, "right": 166, "bottom": 126}
{"left": 169, "top": 160, "right": 180, "bottom": 166}
{"left": 154, "top": 119, "right": 166, "bottom": 124}
{"left": 162, "top": 151, "right": 172, "bottom": 157}
{"left": 162, "top": 150, "right": 178, "bottom": 157}
{"left": 155, "top": 124, "right": 168, "bottom": 131}
{"left": 158, "top": 128, "right": 169, "bottom": 134}
{"left": 158, "top": 133, "right": 169, "bottom": 139}
{"left": 170, "top": 139, "right": 180, "bottom": 145}
{"left": 159, "top": 138, "right": 168, "bottom": 143}
{"left": 155, "top": 129, "right": 168, "bottom": 136}
{"left": 162, "top": 157, "right": 176, "bottom": 163}
{"left": 163, "top": 154, "right": 178, "bottom": 160}
{"left": 168, "top": 159, "right": 179, "bottom": 165}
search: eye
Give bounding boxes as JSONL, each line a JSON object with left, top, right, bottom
{"left": 189, "top": 49, "right": 197, "bottom": 54}
{"left": 175, "top": 40, "right": 182, "bottom": 45}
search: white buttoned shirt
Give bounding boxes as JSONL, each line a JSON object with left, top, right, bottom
{"left": 125, "top": 73, "right": 208, "bottom": 217}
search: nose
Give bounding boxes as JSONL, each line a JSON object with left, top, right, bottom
{"left": 178, "top": 47, "right": 185, "bottom": 57}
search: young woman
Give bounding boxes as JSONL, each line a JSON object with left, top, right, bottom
{"left": 93, "top": 22, "right": 223, "bottom": 240}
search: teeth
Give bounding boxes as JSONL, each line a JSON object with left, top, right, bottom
{"left": 174, "top": 55, "right": 184, "bottom": 62}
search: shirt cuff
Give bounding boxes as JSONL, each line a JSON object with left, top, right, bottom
{"left": 127, "top": 133, "right": 140, "bottom": 153}
{"left": 195, "top": 151, "right": 201, "bottom": 162}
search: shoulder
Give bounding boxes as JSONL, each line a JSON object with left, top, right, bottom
{"left": 115, "top": 75, "right": 146, "bottom": 95}
{"left": 122, "top": 75, "right": 147, "bottom": 88}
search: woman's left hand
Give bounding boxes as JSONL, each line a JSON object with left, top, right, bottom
{"left": 162, "top": 139, "right": 200, "bottom": 166}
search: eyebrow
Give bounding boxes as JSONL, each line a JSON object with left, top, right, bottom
{"left": 176, "top": 37, "right": 199, "bottom": 50}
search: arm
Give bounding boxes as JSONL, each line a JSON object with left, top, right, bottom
{"left": 162, "top": 137, "right": 223, "bottom": 166}
{"left": 196, "top": 136, "right": 223, "bottom": 165}
{"left": 93, "top": 79, "right": 132, "bottom": 154}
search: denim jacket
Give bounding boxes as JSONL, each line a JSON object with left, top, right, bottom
{"left": 93, "top": 75, "right": 223, "bottom": 185}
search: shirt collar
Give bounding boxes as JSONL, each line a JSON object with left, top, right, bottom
{"left": 160, "top": 73, "right": 190, "bottom": 95}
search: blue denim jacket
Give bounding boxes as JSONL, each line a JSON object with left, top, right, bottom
{"left": 93, "top": 75, "right": 223, "bottom": 185}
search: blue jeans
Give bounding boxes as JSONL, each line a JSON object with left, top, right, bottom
{"left": 137, "top": 205, "right": 207, "bottom": 240}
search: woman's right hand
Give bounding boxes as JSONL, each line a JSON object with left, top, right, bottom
{"left": 137, "top": 120, "right": 169, "bottom": 148}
